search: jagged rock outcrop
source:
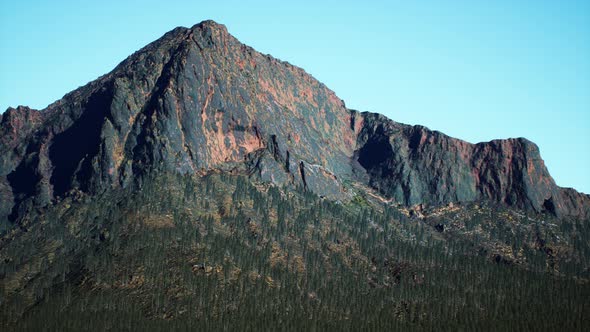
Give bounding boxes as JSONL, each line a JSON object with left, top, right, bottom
{"left": 0, "top": 20, "right": 588, "bottom": 223}
{"left": 0, "top": 21, "right": 353, "bottom": 222}
{"left": 352, "top": 112, "right": 590, "bottom": 218}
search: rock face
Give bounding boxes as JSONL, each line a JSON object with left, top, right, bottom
{"left": 352, "top": 112, "right": 589, "bottom": 218}
{"left": 0, "top": 20, "right": 588, "bottom": 222}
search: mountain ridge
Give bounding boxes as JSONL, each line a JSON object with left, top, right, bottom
{"left": 1, "top": 20, "right": 588, "bottom": 224}
{"left": 2, "top": 20, "right": 590, "bottom": 330}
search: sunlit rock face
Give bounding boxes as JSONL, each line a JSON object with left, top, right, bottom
{"left": 1, "top": 20, "right": 588, "bottom": 222}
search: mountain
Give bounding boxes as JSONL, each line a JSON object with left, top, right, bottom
{"left": 1, "top": 21, "right": 589, "bottom": 329}
{"left": 1, "top": 20, "right": 588, "bottom": 224}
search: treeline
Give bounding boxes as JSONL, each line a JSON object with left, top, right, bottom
{"left": 2, "top": 172, "right": 589, "bottom": 330}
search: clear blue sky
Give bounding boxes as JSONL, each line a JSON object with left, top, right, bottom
{"left": 1, "top": 0, "right": 589, "bottom": 193}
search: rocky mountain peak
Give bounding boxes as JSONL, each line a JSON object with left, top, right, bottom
{"left": 191, "top": 19, "right": 229, "bottom": 33}
{"left": 0, "top": 20, "right": 588, "bottom": 223}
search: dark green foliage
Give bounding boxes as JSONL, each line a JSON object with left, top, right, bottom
{"left": 1, "top": 173, "right": 589, "bottom": 330}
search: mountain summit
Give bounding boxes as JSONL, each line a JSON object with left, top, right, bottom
{"left": 2, "top": 20, "right": 590, "bottom": 330}
{"left": 1, "top": 20, "right": 587, "bottom": 223}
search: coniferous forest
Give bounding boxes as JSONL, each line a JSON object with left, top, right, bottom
{"left": 2, "top": 172, "right": 588, "bottom": 330}
{"left": 2, "top": 18, "right": 590, "bottom": 331}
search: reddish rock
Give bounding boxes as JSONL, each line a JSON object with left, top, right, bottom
{"left": 353, "top": 112, "right": 589, "bottom": 218}
{"left": 0, "top": 20, "right": 588, "bottom": 222}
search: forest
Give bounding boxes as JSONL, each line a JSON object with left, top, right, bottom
{"left": 1, "top": 172, "right": 589, "bottom": 330}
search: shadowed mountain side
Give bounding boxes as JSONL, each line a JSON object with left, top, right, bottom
{"left": 0, "top": 20, "right": 588, "bottom": 223}
{"left": 351, "top": 112, "right": 589, "bottom": 218}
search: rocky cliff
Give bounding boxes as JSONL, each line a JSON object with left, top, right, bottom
{"left": 1, "top": 20, "right": 588, "bottom": 223}
{"left": 352, "top": 112, "right": 589, "bottom": 218}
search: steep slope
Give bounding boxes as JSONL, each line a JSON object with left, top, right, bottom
{"left": 1, "top": 21, "right": 590, "bottom": 329}
{"left": 2, "top": 173, "right": 589, "bottom": 329}
{"left": 0, "top": 20, "right": 354, "bottom": 223}
{"left": 0, "top": 20, "right": 588, "bottom": 224}
{"left": 352, "top": 112, "right": 590, "bottom": 218}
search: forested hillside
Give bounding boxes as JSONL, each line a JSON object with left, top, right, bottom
{"left": 2, "top": 172, "right": 588, "bottom": 330}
